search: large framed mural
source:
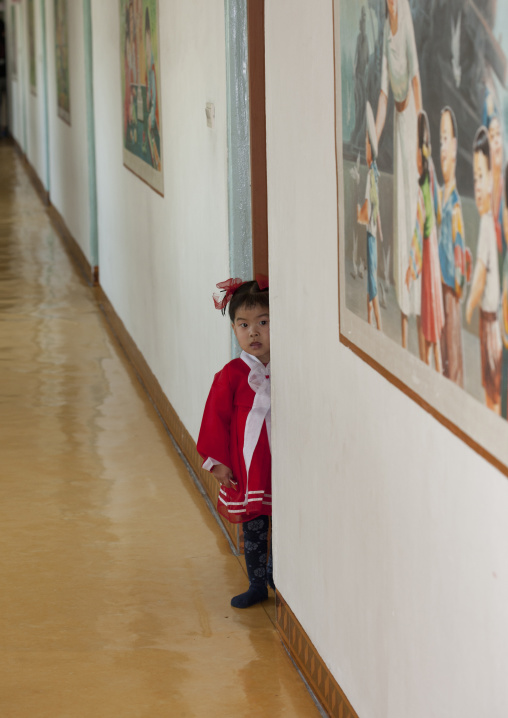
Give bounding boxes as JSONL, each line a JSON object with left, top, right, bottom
{"left": 119, "top": 0, "right": 164, "bottom": 195}
{"left": 334, "top": 0, "right": 508, "bottom": 474}
{"left": 54, "top": 0, "right": 70, "bottom": 124}
{"left": 27, "top": 0, "right": 36, "bottom": 95}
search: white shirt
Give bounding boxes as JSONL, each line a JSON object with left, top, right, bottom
{"left": 381, "top": 0, "right": 419, "bottom": 104}
{"left": 476, "top": 212, "right": 500, "bottom": 312}
{"left": 365, "top": 168, "right": 378, "bottom": 237}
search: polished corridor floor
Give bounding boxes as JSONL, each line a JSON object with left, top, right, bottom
{"left": 0, "top": 142, "right": 319, "bottom": 717}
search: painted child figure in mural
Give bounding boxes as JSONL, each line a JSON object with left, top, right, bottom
{"left": 405, "top": 110, "right": 444, "bottom": 372}
{"left": 197, "top": 279, "right": 274, "bottom": 609}
{"left": 466, "top": 127, "right": 502, "bottom": 414}
{"left": 357, "top": 102, "right": 383, "bottom": 330}
{"left": 352, "top": 7, "right": 370, "bottom": 148}
{"left": 375, "top": 0, "right": 424, "bottom": 359}
{"left": 145, "top": 9, "right": 161, "bottom": 171}
{"left": 484, "top": 88, "right": 506, "bottom": 282}
{"left": 437, "top": 106, "right": 466, "bottom": 386}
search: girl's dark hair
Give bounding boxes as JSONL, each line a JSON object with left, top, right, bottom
{"left": 145, "top": 8, "right": 151, "bottom": 36}
{"left": 473, "top": 126, "right": 491, "bottom": 170}
{"left": 417, "top": 110, "right": 431, "bottom": 186}
{"left": 229, "top": 280, "right": 269, "bottom": 322}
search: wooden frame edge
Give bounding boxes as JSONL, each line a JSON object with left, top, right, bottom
{"left": 276, "top": 592, "right": 359, "bottom": 718}
{"left": 122, "top": 161, "right": 165, "bottom": 198}
{"left": 339, "top": 332, "right": 508, "bottom": 477}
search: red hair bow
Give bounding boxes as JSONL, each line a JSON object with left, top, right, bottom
{"left": 212, "top": 274, "right": 269, "bottom": 314}
{"left": 213, "top": 278, "right": 244, "bottom": 313}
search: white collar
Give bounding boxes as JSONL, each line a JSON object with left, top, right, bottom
{"left": 240, "top": 350, "right": 270, "bottom": 376}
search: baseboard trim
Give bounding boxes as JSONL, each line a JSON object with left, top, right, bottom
{"left": 15, "top": 137, "right": 98, "bottom": 287}
{"left": 276, "top": 592, "right": 359, "bottom": 718}
{"left": 10, "top": 135, "right": 50, "bottom": 206}
{"left": 46, "top": 204, "right": 98, "bottom": 288}
{"left": 95, "top": 285, "right": 241, "bottom": 552}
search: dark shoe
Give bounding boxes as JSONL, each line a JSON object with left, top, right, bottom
{"left": 231, "top": 585, "right": 268, "bottom": 609}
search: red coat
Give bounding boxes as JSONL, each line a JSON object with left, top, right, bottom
{"left": 197, "top": 356, "right": 272, "bottom": 524}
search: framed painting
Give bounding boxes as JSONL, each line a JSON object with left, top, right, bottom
{"left": 119, "top": 0, "right": 164, "bottom": 195}
{"left": 334, "top": 0, "right": 508, "bottom": 474}
{"left": 54, "top": 0, "right": 70, "bottom": 124}
{"left": 28, "top": 0, "right": 36, "bottom": 95}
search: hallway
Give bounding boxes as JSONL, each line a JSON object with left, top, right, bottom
{"left": 0, "top": 141, "right": 319, "bottom": 718}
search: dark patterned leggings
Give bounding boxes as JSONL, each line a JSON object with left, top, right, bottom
{"left": 243, "top": 515, "right": 273, "bottom": 589}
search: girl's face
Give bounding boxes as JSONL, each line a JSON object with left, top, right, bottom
{"left": 232, "top": 304, "right": 270, "bottom": 364}
{"left": 440, "top": 111, "right": 457, "bottom": 185}
{"left": 474, "top": 151, "right": 492, "bottom": 215}
{"left": 488, "top": 118, "right": 503, "bottom": 173}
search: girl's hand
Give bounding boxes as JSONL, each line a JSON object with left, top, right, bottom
{"left": 211, "top": 463, "right": 236, "bottom": 489}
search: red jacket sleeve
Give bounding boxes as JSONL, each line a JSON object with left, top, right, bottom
{"left": 197, "top": 365, "right": 234, "bottom": 470}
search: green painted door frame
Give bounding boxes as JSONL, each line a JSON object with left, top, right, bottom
{"left": 83, "top": 0, "right": 98, "bottom": 274}
{"left": 225, "top": 0, "right": 253, "bottom": 357}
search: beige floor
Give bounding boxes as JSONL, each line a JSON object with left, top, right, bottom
{"left": 0, "top": 142, "right": 320, "bottom": 718}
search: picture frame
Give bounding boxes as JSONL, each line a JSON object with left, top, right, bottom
{"left": 334, "top": 0, "right": 508, "bottom": 475}
{"left": 119, "top": 0, "right": 164, "bottom": 196}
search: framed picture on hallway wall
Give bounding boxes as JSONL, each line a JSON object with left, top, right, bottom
{"left": 334, "top": 0, "right": 508, "bottom": 475}
{"left": 119, "top": 0, "right": 164, "bottom": 196}
{"left": 27, "top": 0, "right": 36, "bottom": 95}
{"left": 54, "top": 0, "right": 70, "bottom": 124}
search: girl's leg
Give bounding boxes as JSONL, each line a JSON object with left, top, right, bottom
{"left": 417, "top": 317, "right": 426, "bottom": 361}
{"left": 433, "top": 342, "right": 442, "bottom": 374}
{"left": 373, "top": 296, "right": 382, "bottom": 331}
{"left": 424, "top": 339, "right": 431, "bottom": 366}
{"left": 267, "top": 518, "right": 275, "bottom": 591}
{"left": 401, "top": 312, "right": 408, "bottom": 349}
{"left": 485, "top": 392, "right": 501, "bottom": 415}
{"left": 231, "top": 515, "right": 269, "bottom": 609}
{"left": 367, "top": 298, "right": 372, "bottom": 325}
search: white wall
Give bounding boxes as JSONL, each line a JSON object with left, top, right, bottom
{"left": 92, "top": 0, "right": 231, "bottom": 439}
{"left": 265, "top": 2, "right": 508, "bottom": 717}
{"left": 6, "top": 0, "right": 91, "bottom": 261}
{"left": 45, "top": 0, "right": 91, "bottom": 260}
{"left": 25, "top": 0, "right": 46, "bottom": 182}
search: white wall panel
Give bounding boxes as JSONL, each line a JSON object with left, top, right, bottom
{"left": 265, "top": 1, "right": 508, "bottom": 716}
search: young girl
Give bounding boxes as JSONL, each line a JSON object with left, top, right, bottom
{"left": 466, "top": 127, "right": 502, "bottom": 413}
{"left": 357, "top": 101, "right": 382, "bottom": 330}
{"left": 197, "top": 278, "right": 273, "bottom": 608}
{"left": 406, "top": 110, "right": 444, "bottom": 372}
